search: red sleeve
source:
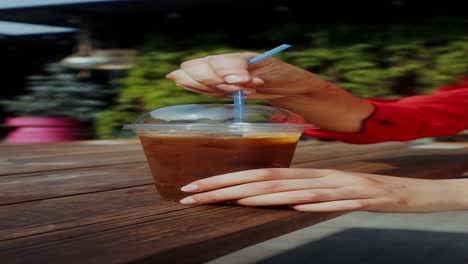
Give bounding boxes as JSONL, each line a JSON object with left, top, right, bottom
{"left": 303, "top": 84, "right": 468, "bottom": 144}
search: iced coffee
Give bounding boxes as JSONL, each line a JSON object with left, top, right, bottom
{"left": 123, "top": 104, "right": 311, "bottom": 201}
{"left": 139, "top": 134, "right": 299, "bottom": 200}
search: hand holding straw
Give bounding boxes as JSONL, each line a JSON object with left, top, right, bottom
{"left": 233, "top": 44, "right": 292, "bottom": 122}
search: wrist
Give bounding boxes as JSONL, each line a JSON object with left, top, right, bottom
{"left": 266, "top": 80, "right": 337, "bottom": 108}
{"left": 288, "top": 75, "right": 337, "bottom": 99}
{"left": 416, "top": 179, "right": 468, "bottom": 212}
{"left": 444, "top": 179, "right": 468, "bottom": 210}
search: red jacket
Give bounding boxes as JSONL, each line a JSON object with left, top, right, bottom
{"left": 304, "top": 84, "right": 468, "bottom": 144}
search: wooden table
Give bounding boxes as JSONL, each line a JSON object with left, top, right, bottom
{"left": 1, "top": 139, "right": 467, "bottom": 263}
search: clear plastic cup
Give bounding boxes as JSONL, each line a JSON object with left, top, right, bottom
{"left": 123, "top": 104, "right": 312, "bottom": 200}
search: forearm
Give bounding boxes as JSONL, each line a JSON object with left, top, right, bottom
{"left": 268, "top": 84, "right": 374, "bottom": 133}
{"left": 271, "top": 83, "right": 468, "bottom": 144}
{"left": 419, "top": 179, "right": 468, "bottom": 212}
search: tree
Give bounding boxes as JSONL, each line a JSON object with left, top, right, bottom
{"left": 1, "top": 63, "right": 115, "bottom": 123}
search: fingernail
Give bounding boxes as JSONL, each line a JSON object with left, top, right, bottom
{"left": 180, "top": 196, "right": 197, "bottom": 205}
{"left": 243, "top": 90, "right": 252, "bottom": 95}
{"left": 181, "top": 184, "right": 199, "bottom": 192}
{"left": 225, "top": 75, "right": 248, "bottom": 84}
{"left": 252, "top": 76, "right": 264, "bottom": 85}
{"left": 216, "top": 84, "right": 236, "bottom": 90}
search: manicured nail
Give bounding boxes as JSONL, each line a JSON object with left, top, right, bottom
{"left": 243, "top": 90, "right": 252, "bottom": 95}
{"left": 215, "top": 84, "right": 239, "bottom": 92}
{"left": 180, "top": 196, "right": 197, "bottom": 204}
{"left": 181, "top": 184, "right": 199, "bottom": 192}
{"left": 225, "top": 75, "right": 248, "bottom": 84}
{"left": 252, "top": 76, "right": 264, "bottom": 85}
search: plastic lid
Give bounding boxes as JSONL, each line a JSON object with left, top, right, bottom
{"left": 123, "top": 104, "right": 313, "bottom": 135}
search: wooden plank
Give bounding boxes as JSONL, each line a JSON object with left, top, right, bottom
{"left": 0, "top": 139, "right": 401, "bottom": 176}
{"left": 0, "top": 140, "right": 321, "bottom": 176}
{"left": 0, "top": 140, "right": 144, "bottom": 176}
{"left": 0, "top": 184, "right": 343, "bottom": 256}
{"left": 291, "top": 142, "right": 402, "bottom": 164}
{"left": 0, "top": 150, "right": 147, "bottom": 176}
{"left": 0, "top": 185, "right": 168, "bottom": 241}
{"left": 0, "top": 205, "right": 343, "bottom": 264}
{"left": 295, "top": 144, "right": 468, "bottom": 179}
{"left": 0, "top": 142, "right": 405, "bottom": 205}
{"left": 0, "top": 139, "right": 312, "bottom": 160}
{"left": 1, "top": 142, "right": 464, "bottom": 207}
{"left": 0, "top": 140, "right": 400, "bottom": 179}
{"left": 0, "top": 162, "right": 152, "bottom": 205}
{"left": 0, "top": 140, "right": 141, "bottom": 158}
{"left": 0, "top": 144, "right": 467, "bottom": 263}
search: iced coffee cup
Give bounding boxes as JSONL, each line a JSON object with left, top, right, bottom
{"left": 123, "top": 104, "right": 312, "bottom": 200}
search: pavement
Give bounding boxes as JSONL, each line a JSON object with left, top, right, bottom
{"left": 208, "top": 210, "right": 468, "bottom": 264}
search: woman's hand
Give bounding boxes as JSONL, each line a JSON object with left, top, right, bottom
{"left": 166, "top": 53, "right": 327, "bottom": 99}
{"left": 166, "top": 53, "right": 374, "bottom": 133}
{"left": 179, "top": 168, "right": 468, "bottom": 213}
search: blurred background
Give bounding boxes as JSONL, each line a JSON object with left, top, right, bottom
{"left": 1, "top": 0, "right": 468, "bottom": 143}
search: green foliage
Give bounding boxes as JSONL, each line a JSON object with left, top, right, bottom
{"left": 95, "top": 37, "right": 266, "bottom": 138}
{"left": 1, "top": 63, "right": 114, "bottom": 122}
{"left": 272, "top": 20, "right": 468, "bottom": 97}
{"left": 97, "top": 19, "right": 468, "bottom": 138}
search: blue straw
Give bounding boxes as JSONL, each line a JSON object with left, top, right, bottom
{"left": 233, "top": 44, "right": 292, "bottom": 122}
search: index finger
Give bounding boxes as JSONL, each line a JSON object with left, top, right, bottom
{"left": 207, "top": 53, "right": 257, "bottom": 84}
{"left": 180, "top": 168, "right": 335, "bottom": 193}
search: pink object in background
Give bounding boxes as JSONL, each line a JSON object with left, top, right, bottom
{"left": 4, "top": 117, "right": 81, "bottom": 144}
